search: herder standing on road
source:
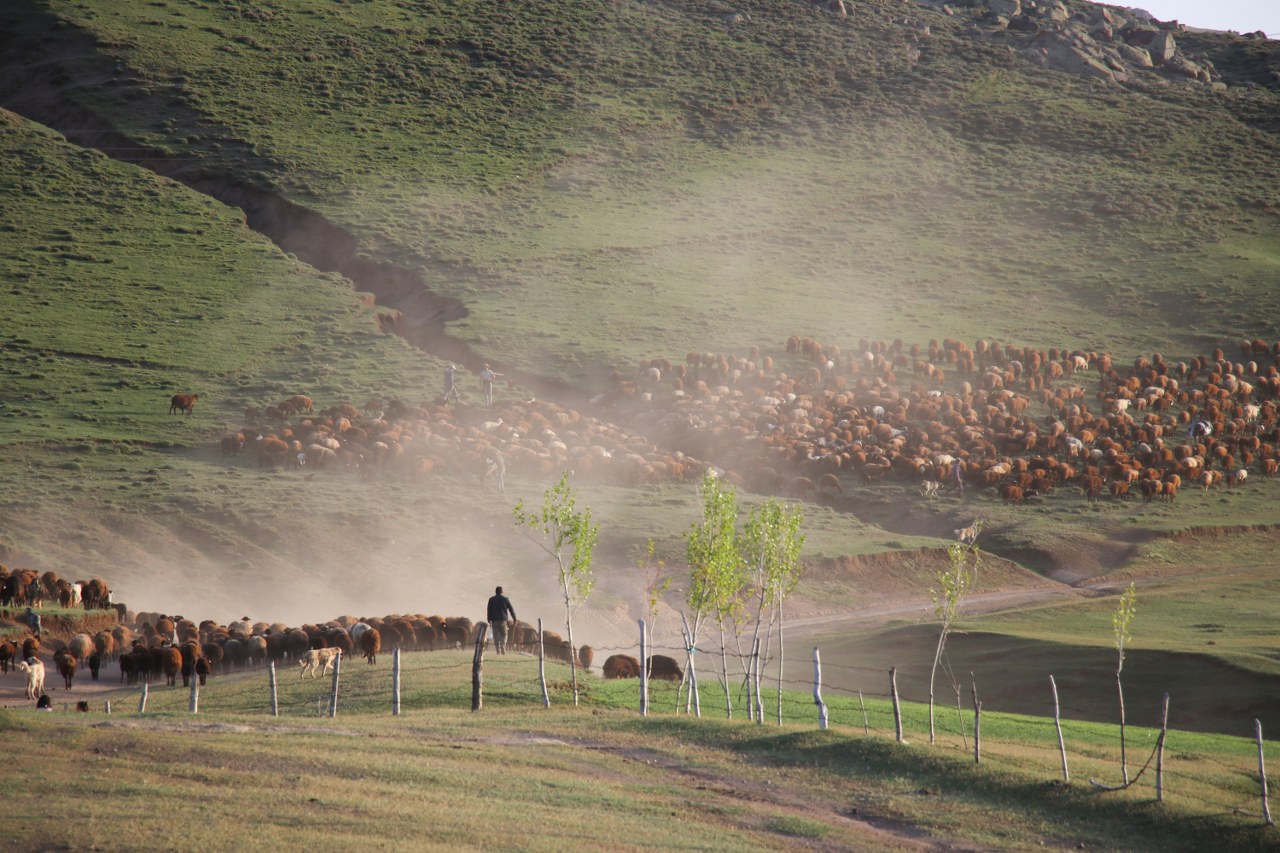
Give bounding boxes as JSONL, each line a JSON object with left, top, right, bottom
{"left": 487, "top": 586, "right": 517, "bottom": 654}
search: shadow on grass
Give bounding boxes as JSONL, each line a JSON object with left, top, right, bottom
{"left": 613, "top": 717, "right": 1277, "bottom": 853}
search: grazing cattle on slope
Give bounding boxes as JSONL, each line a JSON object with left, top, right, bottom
{"left": 169, "top": 393, "right": 199, "bottom": 416}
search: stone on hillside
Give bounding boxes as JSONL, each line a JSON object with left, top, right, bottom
{"left": 1116, "top": 43, "right": 1153, "bottom": 68}
{"left": 1026, "top": 40, "right": 1121, "bottom": 85}
{"left": 1088, "top": 7, "right": 1114, "bottom": 27}
{"left": 1007, "top": 14, "right": 1039, "bottom": 33}
{"left": 1043, "top": 1, "right": 1068, "bottom": 23}
{"left": 1089, "top": 23, "right": 1113, "bottom": 41}
{"left": 1164, "top": 55, "right": 1206, "bottom": 81}
{"left": 988, "top": 0, "right": 1020, "bottom": 16}
{"left": 1147, "top": 31, "right": 1176, "bottom": 65}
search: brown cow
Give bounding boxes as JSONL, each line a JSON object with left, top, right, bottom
{"left": 169, "top": 393, "right": 198, "bottom": 416}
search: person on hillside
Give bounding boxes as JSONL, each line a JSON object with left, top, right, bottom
{"left": 442, "top": 363, "right": 460, "bottom": 405}
{"left": 478, "top": 364, "right": 502, "bottom": 406}
{"left": 949, "top": 460, "right": 964, "bottom": 496}
{"left": 487, "top": 586, "right": 517, "bottom": 655}
{"left": 25, "top": 607, "right": 41, "bottom": 638}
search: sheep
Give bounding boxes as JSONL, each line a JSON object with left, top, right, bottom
{"left": 359, "top": 628, "right": 381, "bottom": 665}
{"left": 647, "top": 654, "right": 684, "bottom": 681}
{"left": 16, "top": 657, "right": 45, "bottom": 700}
{"left": 602, "top": 654, "right": 641, "bottom": 679}
{"left": 54, "top": 649, "right": 76, "bottom": 689}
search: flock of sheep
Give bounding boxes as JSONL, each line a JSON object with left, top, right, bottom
{"left": 213, "top": 336, "right": 1280, "bottom": 516}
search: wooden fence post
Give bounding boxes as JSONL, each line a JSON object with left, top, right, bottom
{"left": 188, "top": 671, "right": 199, "bottom": 714}
{"left": 974, "top": 701, "right": 982, "bottom": 764}
{"left": 639, "top": 619, "right": 649, "bottom": 717}
{"left": 1156, "top": 692, "right": 1169, "bottom": 802}
{"left": 858, "top": 690, "right": 869, "bottom": 734}
{"left": 812, "top": 647, "right": 828, "bottom": 731}
{"left": 890, "top": 668, "right": 904, "bottom": 744}
{"left": 268, "top": 661, "right": 279, "bottom": 717}
{"left": 392, "top": 648, "right": 401, "bottom": 716}
{"left": 537, "top": 618, "right": 550, "bottom": 709}
{"left": 1050, "top": 675, "right": 1068, "bottom": 783}
{"left": 1258, "top": 719, "right": 1273, "bottom": 827}
{"left": 471, "top": 623, "right": 488, "bottom": 712}
{"left": 138, "top": 682, "right": 148, "bottom": 714}
{"left": 327, "top": 651, "right": 342, "bottom": 718}
{"left": 104, "top": 700, "right": 111, "bottom": 715}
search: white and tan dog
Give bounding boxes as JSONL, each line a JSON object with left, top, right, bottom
{"left": 15, "top": 657, "right": 45, "bottom": 699}
{"left": 298, "top": 647, "right": 341, "bottom": 679}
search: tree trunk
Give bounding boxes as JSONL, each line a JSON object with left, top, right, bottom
{"left": 1117, "top": 670, "right": 1129, "bottom": 784}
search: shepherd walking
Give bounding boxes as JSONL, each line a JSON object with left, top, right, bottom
{"left": 487, "top": 586, "right": 517, "bottom": 654}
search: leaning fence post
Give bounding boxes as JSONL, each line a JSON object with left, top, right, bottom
{"left": 858, "top": 690, "right": 869, "bottom": 734}
{"left": 268, "top": 661, "right": 279, "bottom": 717}
{"left": 1156, "top": 692, "right": 1169, "bottom": 802}
{"left": 188, "top": 671, "right": 200, "bottom": 714}
{"left": 327, "top": 651, "right": 342, "bottom": 718}
{"left": 890, "top": 668, "right": 904, "bottom": 744}
{"left": 1258, "top": 719, "right": 1274, "bottom": 827}
{"left": 639, "top": 619, "right": 649, "bottom": 717}
{"left": 392, "top": 648, "right": 401, "bottom": 716}
{"left": 812, "top": 647, "right": 828, "bottom": 731}
{"left": 138, "top": 682, "right": 148, "bottom": 714}
{"left": 471, "top": 623, "right": 488, "bottom": 712}
{"left": 537, "top": 618, "right": 550, "bottom": 709}
{"left": 1050, "top": 675, "right": 1069, "bottom": 783}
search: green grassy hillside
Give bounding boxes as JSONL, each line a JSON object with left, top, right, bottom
{"left": 4, "top": 0, "right": 1280, "bottom": 384}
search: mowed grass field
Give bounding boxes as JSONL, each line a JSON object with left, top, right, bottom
{"left": 4, "top": 652, "right": 1278, "bottom": 852}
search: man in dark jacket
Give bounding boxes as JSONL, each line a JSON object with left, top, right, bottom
{"left": 487, "top": 586, "right": 517, "bottom": 654}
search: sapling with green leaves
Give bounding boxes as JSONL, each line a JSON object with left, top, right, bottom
{"left": 928, "top": 531, "right": 981, "bottom": 744}
{"left": 683, "top": 471, "right": 744, "bottom": 717}
{"left": 741, "top": 498, "right": 805, "bottom": 724}
{"left": 1113, "top": 582, "right": 1137, "bottom": 784}
{"left": 512, "top": 471, "right": 598, "bottom": 707}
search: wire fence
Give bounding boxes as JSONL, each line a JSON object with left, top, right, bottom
{"left": 77, "top": 623, "right": 1277, "bottom": 829}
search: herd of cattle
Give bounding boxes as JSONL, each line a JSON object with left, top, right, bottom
{"left": 0, "top": 581, "right": 690, "bottom": 698}
{"left": 218, "top": 336, "right": 1280, "bottom": 510}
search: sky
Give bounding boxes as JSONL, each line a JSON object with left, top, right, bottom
{"left": 1123, "top": 2, "right": 1278, "bottom": 37}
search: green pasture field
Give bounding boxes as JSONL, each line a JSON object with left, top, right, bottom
{"left": 5, "top": 652, "right": 1277, "bottom": 852}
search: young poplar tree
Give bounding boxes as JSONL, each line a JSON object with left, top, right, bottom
{"left": 683, "top": 470, "right": 743, "bottom": 718}
{"left": 1113, "top": 582, "right": 1137, "bottom": 784}
{"left": 741, "top": 498, "right": 805, "bottom": 724}
{"left": 512, "top": 471, "right": 599, "bottom": 707}
{"left": 928, "top": 533, "right": 981, "bottom": 743}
